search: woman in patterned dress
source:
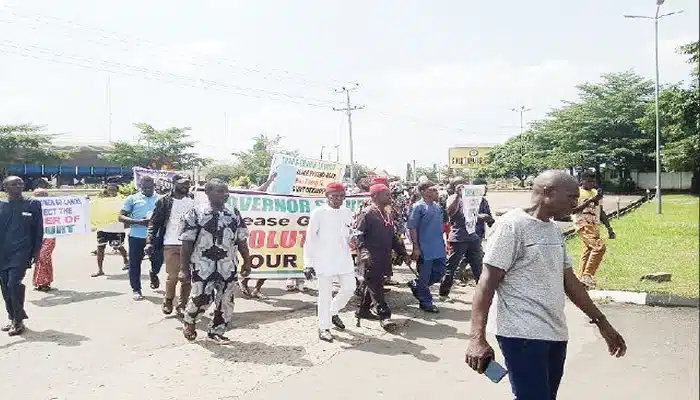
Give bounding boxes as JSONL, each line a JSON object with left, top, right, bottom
{"left": 32, "top": 188, "right": 55, "bottom": 292}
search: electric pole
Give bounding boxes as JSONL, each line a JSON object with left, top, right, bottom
{"left": 320, "top": 145, "right": 326, "bottom": 160}
{"left": 334, "top": 145, "right": 340, "bottom": 162}
{"left": 511, "top": 105, "right": 531, "bottom": 187}
{"left": 106, "top": 75, "right": 112, "bottom": 142}
{"left": 333, "top": 83, "right": 364, "bottom": 183}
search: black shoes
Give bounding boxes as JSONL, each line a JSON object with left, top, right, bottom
{"left": 150, "top": 272, "right": 160, "bottom": 289}
{"left": 332, "top": 315, "right": 345, "bottom": 330}
{"left": 420, "top": 304, "right": 440, "bottom": 313}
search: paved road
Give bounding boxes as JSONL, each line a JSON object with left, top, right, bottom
{"left": 0, "top": 230, "right": 695, "bottom": 400}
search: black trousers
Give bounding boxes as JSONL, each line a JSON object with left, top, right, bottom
{"left": 358, "top": 266, "right": 391, "bottom": 320}
{"left": 0, "top": 267, "right": 28, "bottom": 322}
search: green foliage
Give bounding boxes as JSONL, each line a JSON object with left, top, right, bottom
{"left": 230, "top": 175, "right": 251, "bottom": 188}
{"left": 599, "top": 179, "right": 638, "bottom": 194}
{"left": 344, "top": 163, "right": 374, "bottom": 181}
{"left": 118, "top": 182, "right": 137, "bottom": 196}
{"left": 0, "top": 124, "right": 66, "bottom": 169}
{"left": 204, "top": 163, "right": 245, "bottom": 183}
{"left": 103, "top": 123, "right": 210, "bottom": 170}
{"left": 231, "top": 134, "right": 298, "bottom": 185}
{"left": 414, "top": 166, "right": 439, "bottom": 182}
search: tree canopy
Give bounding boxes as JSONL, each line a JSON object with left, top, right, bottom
{"left": 103, "top": 123, "right": 209, "bottom": 170}
{"left": 0, "top": 124, "right": 65, "bottom": 169}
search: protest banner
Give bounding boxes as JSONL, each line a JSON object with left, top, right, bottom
{"left": 37, "top": 196, "right": 91, "bottom": 237}
{"left": 195, "top": 189, "right": 368, "bottom": 279}
{"left": 461, "top": 185, "right": 486, "bottom": 234}
{"left": 268, "top": 154, "right": 345, "bottom": 196}
{"left": 133, "top": 167, "right": 191, "bottom": 193}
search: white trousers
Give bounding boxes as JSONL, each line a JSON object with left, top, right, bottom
{"left": 317, "top": 273, "right": 356, "bottom": 330}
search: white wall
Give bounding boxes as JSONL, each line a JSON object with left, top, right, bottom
{"left": 631, "top": 171, "right": 694, "bottom": 190}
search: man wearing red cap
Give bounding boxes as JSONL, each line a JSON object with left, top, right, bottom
{"left": 303, "top": 182, "right": 356, "bottom": 342}
{"left": 353, "top": 183, "right": 411, "bottom": 331}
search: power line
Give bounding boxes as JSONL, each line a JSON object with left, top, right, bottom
{"left": 0, "top": 40, "right": 339, "bottom": 108}
{"left": 0, "top": 5, "right": 343, "bottom": 89}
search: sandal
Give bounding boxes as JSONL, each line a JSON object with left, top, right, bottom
{"left": 239, "top": 283, "right": 252, "bottom": 299}
{"left": 1, "top": 322, "right": 12, "bottom": 332}
{"left": 8, "top": 321, "right": 25, "bottom": 336}
{"left": 91, "top": 271, "right": 105, "bottom": 278}
{"left": 183, "top": 322, "right": 197, "bottom": 341}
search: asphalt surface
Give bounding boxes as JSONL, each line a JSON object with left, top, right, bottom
{"left": 3, "top": 192, "right": 694, "bottom": 400}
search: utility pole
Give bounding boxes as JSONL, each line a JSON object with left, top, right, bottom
{"left": 333, "top": 83, "right": 364, "bottom": 183}
{"left": 106, "top": 75, "right": 112, "bottom": 142}
{"left": 511, "top": 105, "right": 531, "bottom": 187}
{"left": 334, "top": 145, "right": 340, "bottom": 162}
{"left": 624, "top": 0, "right": 683, "bottom": 215}
{"left": 320, "top": 145, "right": 326, "bottom": 160}
{"left": 224, "top": 112, "right": 228, "bottom": 145}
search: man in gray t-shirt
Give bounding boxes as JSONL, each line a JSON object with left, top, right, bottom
{"left": 465, "top": 170, "right": 627, "bottom": 399}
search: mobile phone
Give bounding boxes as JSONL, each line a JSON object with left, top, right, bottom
{"left": 484, "top": 360, "right": 508, "bottom": 383}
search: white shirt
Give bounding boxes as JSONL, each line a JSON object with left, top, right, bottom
{"left": 164, "top": 197, "right": 195, "bottom": 245}
{"left": 303, "top": 204, "right": 355, "bottom": 276}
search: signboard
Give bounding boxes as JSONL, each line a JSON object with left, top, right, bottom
{"left": 448, "top": 146, "right": 493, "bottom": 169}
{"left": 195, "top": 190, "right": 368, "bottom": 279}
{"left": 268, "top": 154, "right": 345, "bottom": 196}
{"left": 461, "top": 185, "right": 486, "bottom": 234}
{"left": 133, "top": 167, "right": 190, "bottom": 193}
{"left": 37, "top": 196, "right": 91, "bottom": 237}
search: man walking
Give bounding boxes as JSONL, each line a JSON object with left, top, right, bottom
{"left": 407, "top": 181, "right": 446, "bottom": 313}
{"left": 146, "top": 174, "right": 195, "bottom": 316}
{"left": 354, "top": 184, "right": 410, "bottom": 331}
{"left": 439, "top": 178, "right": 494, "bottom": 301}
{"left": 465, "top": 170, "right": 627, "bottom": 399}
{"left": 573, "top": 170, "right": 615, "bottom": 289}
{"left": 0, "top": 176, "right": 43, "bottom": 336}
{"left": 303, "top": 182, "right": 356, "bottom": 342}
{"left": 180, "top": 179, "right": 251, "bottom": 344}
{"left": 119, "top": 175, "right": 162, "bottom": 300}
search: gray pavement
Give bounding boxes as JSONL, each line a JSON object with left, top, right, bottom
{"left": 1, "top": 230, "right": 697, "bottom": 400}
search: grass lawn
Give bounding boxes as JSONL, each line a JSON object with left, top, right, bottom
{"left": 567, "top": 194, "right": 699, "bottom": 298}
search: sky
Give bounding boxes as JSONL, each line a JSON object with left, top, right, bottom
{"left": 0, "top": 0, "right": 698, "bottom": 176}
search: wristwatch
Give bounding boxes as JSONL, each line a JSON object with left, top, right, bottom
{"left": 589, "top": 315, "right": 607, "bottom": 325}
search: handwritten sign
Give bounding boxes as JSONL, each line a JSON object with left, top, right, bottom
{"left": 37, "top": 196, "right": 91, "bottom": 237}
{"left": 461, "top": 185, "right": 486, "bottom": 235}
{"left": 268, "top": 154, "right": 345, "bottom": 196}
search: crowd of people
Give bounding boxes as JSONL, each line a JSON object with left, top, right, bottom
{"left": 0, "top": 168, "right": 628, "bottom": 398}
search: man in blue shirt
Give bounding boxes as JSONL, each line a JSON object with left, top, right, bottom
{"left": 407, "top": 181, "right": 446, "bottom": 313}
{"left": 119, "top": 175, "right": 162, "bottom": 300}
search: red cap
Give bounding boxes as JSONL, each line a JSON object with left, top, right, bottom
{"left": 369, "top": 183, "right": 389, "bottom": 195}
{"left": 370, "top": 176, "right": 389, "bottom": 186}
{"left": 326, "top": 182, "right": 345, "bottom": 192}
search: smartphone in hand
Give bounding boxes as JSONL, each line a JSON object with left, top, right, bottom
{"left": 484, "top": 359, "right": 508, "bottom": 383}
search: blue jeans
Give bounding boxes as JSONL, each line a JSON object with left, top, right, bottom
{"left": 412, "top": 257, "right": 446, "bottom": 308}
{"left": 496, "top": 336, "right": 568, "bottom": 400}
{"left": 128, "top": 236, "right": 163, "bottom": 293}
{"left": 439, "top": 239, "right": 483, "bottom": 296}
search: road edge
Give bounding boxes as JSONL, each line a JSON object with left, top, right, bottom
{"left": 589, "top": 289, "right": 699, "bottom": 308}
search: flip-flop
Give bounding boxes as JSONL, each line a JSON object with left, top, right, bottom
{"left": 91, "top": 271, "right": 105, "bottom": 277}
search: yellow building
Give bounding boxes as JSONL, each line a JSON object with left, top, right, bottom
{"left": 448, "top": 146, "right": 493, "bottom": 169}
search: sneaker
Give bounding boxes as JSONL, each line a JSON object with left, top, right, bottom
{"left": 7, "top": 321, "right": 25, "bottom": 336}
{"left": 207, "top": 333, "right": 233, "bottom": 345}
{"left": 420, "top": 304, "right": 440, "bottom": 313}
{"left": 407, "top": 280, "right": 419, "bottom": 300}
{"left": 149, "top": 272, "right": 160, "bottom": 289}
{"left": 1, "top": 321, "right": 12, "bottom": 332}
{"left": 318, "top": 329, "right": 333, "bottom": 343}
{"left": 133, "top": 291, "right": 144, "bottom": 301}
{"left": 439, "top": 295, "right": 454, "bottom": 303}
{"left": 331, "top": 315, "right": 346, "bottom": 330}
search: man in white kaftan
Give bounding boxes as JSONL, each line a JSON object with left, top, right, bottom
{"left": 303, "top": 182, "right": 356, "bottom": 342}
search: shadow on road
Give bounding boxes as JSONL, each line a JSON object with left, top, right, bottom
{"left": 0, "top": 329, "right": 90, "bottom": 350}
{"left": 398, "top": 318, "right": 470, "bottom": 341}
{"left": 334, "top": 329, "right": 440, "bottom": 363}
{"left": 29, "top": 289, "right": 123, "bottom": 307}
{"left": 195, "top": 339, "right": 314, "bottom": 367}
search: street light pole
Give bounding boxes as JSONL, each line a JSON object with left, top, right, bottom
{"left": 624, "top": 0, "right": 683, "bottom": 215}
{"left": 334, "top": 83, "right": 364, "bottom": 184}
{"left": 320, "top": 145, "right": 325, "bottom": 160}
{"left": 334, "top": 145, "right": 340, "bottom": 162}
{"left": 511, "top": 105, "right": 531, "bottom": 187}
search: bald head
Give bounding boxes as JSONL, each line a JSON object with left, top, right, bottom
{"left": 531, "top": 170, "right": 580, "bottom": 219}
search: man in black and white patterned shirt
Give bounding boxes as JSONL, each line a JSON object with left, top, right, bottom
{"left": 179, "top": 179, "right": 251, "bottom": 345}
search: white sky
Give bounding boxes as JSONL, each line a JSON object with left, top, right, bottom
{"left": 0, "top": 0, "right": 697, "bottom": 175}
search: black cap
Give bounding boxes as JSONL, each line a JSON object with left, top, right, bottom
{"left": 172, "top": 174, "right": 191, "bottom": 184}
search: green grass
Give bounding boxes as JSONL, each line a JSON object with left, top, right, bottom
{"left": 567, "top": 194, "right": 700, "bottom": 298}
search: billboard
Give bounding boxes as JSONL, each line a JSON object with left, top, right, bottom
{"left": 448, "top": 146, "right": 493, "bottom": 169}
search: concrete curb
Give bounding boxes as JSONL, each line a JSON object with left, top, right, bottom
{"left": 589, "top": 290, "right": 699, "bottom": 308}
